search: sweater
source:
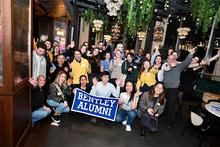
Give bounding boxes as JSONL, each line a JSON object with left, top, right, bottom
{"left": 136, "top": 68, "right": 158, "bottom": 90}
{"left": 31, "top": 86, "right": 46, "bottom": 112}
{"left": 163, "top": 54, "right": 193, "bottom": 88}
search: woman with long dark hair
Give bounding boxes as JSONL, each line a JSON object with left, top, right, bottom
{"left": 115, "top": 80, "right": 142, "bottom": 132}
{"left": 138, "top": 82, "right": 166, "bottom": 137}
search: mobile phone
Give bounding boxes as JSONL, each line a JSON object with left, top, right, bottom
{"left": 51, "top": 63, "right": 56, "bottom": 70}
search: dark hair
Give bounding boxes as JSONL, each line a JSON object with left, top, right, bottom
{"left": 74, "top": 50, "right": 82, "bottom": 55}
{"left": 149, "top": 82, "right": 165, "bottom": 105}
{"left": 101, "top": 71, "right": 110, "bottom": 77}
{"left": 79, "top": 75, "right": 87, "bottom": 81}
{"left": 153, "top": 55, "right": 162, "bottom": 65}
{"left": 123, "top": 80, "right": 136, "bottom": 102}
{"left": 104, "top": 52, "right": 111, "bottom": 60}
{"left": 37, "top": 42, "right": 47, "bottom": 50}
{"left": 127, "top": 53, "right": 134, "bottom": 59}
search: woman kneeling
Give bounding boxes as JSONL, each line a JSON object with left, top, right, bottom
{"left": 115, "top": 80, "right": 142, "bottom": 132}
{"left": 138, "top": 82, "right": 165, "bottom": 137}
{"left": 47, "top": 71, "right": 72, "bottom": 126}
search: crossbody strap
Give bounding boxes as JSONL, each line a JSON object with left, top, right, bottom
{"left": 54, "top": 84, "right": 65, "bottom": 100}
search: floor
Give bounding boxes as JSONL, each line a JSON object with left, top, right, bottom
{"left": 23, "top": 100, "right": 218, "bottom": 147}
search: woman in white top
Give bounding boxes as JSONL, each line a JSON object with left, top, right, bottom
{"left": 115, "top": 80, "right": 142, "bottom": 132}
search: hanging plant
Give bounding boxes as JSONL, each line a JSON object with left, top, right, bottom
{"left": 82, "top": 9, "right": 95, "bottom": 31}
{"left": 191, "top": 0, "right": 220, "bottom": 34}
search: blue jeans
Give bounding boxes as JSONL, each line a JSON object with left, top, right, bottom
{"left": 32, "top": 107, "right": 51, "bottom": 126}
{"left": 47, "top": 99, "right": 70, "bottom": 114}
{"left": 115, "top": 109, "right": 137, "bottom": 125}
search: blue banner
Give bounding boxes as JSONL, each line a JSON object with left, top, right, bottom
{"left": 71, "top": 89, "right": 119, "bottom": 121}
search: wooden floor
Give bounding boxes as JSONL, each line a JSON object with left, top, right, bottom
{"left": 23, "top": 100, "right": 219, "bottom": 147}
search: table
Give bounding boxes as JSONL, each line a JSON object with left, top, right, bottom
{"left": 205, "top": 104, "right": 220, "bottom": 117}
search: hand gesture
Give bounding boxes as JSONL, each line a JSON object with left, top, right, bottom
{"left": 115, "top": 78, "right": 121, "bottom": 87}
{"left": 147, "top": 108, "right": 154, "bottom": 116}
{"left": 128, "top": 67, "right": 133, "bottom": 72}
{"left": 188, "top": 46, "right": 197, "bottom": 54}
{"left": 155, "top": 113, "right": 159, "bottom": 117}
{"left": 29, "top": 77, "right": 37, "bottom": 86}
{"left": 200, "top": 58, "right": 209, "bottom": 66}
{"left": 50, "top": 67, "right": 55, "bottom": 73}
{"left": 43, "top": 106, "right": 50, "bottom": 112}
{"left": 73, "top": 88, "right": 77, "bottom": 95}
{"left": 92, "top": 77, "right": 98, "bottom": 86}
{"left": 64, "top": 101, "right": 68, "bottom": 108}
{"left": 135, "top": 91, "right": 142, "bottom": 97}
{"left": 64, "top": 67, "right": 69, "bottom": 72}
{"left": 70, "top": 41, "right": 75, "bottom": 48}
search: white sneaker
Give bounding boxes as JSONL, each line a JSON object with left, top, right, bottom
{"left": 126, "top": 125, "right": 131, "bottom": 132}
{"left": 51, "top": 122, "right": 60, "bottom": 127}
{"left": 122, "top": 120, "right": 127, "bottom": 125}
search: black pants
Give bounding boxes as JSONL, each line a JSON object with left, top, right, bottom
{"left": 164, "top": 88, "right": 178, "bottom": 124}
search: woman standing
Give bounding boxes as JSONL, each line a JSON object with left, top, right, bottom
{"left": 138, "top": 82, "right": 166, "bottom": 137}
{"left": 136, "top": 60, "right": 158, "bottom": 92}
{"left": 109, "top": 50, "right": 124, "bottom": 87}
{"left": 115, "top": 81, "right": 142, "bottom": 132}
{"left": 47, "top": 71, "right": 72, "bottom": 126}
{"left": 100, "top": 52, "right": 112, "bottom": 75}
{"left": 121, "top": 53, "right": 138, "bottom": 83}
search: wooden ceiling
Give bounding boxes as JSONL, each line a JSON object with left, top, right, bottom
{"left": 34, "top": 0, "right": 70, "bottom": 19}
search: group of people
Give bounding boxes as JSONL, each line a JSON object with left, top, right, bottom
{"left": 30, "top": 39, "right": 220, "bottom": 137}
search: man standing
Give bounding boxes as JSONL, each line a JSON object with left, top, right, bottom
{"left": 32, "top": 42, "right": 47, "bottom": 80}
{"left": 163, "top": 47, "right": 196, "bottom": 128}
{"left": 69, "top": 50, "right": 91, "bottom": 85}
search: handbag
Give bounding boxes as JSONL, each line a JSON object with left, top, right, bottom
{"left": 141, "top": 111, "right": 158, "bottom": 133}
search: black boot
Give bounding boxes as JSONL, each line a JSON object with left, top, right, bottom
{"left": 140, "top": 126, "right": 145, "bottom": 138}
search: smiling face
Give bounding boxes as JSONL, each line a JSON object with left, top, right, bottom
{"left": 127, "top": 54, "right": 133, "bottom": 63}
{"left": 155, "top": 56, "right": 162, "bottom": 64}
{"left": 154, "top": 83, "right": 163, "bottom": 95}
{"left": 105, "top": 52, "right": 111, "bottom": 60}
{"left": 125, "top": 81, "right": 133, "bottom": 93}
{"left": 115, "top": 50, "right": 122, "bottom": 58}
{"left": 80, "top": 76, "right": 87, "bottom": 87}
{"left": 143, "top": 61, "right": 151, "bottom": 70}
{"left": 191, "top": 57, "right": 199, "bottom": 64}
{"left": 74, "top": 51, "right": 82, "bottom": 61}
{"left": 57, "top": 55, "right": 65, "bottom": 65}
{"left": 37, "top": 76, "right": 46, "bottom": 88}
{"left": 45, "top": 41, "right": 51, "bottom": 50}
{"left": 93, "top": 48, "right": 99, "bottom": 56}
{"left": 36, "top": 47, "right": 45, "bottom": 56}
{"left": 101, "top": 75, "right": 109, "bottom": 85}
{"left": 81, "top": 46, "right": 87, "bottom": 54}
{"left": 58, "top": 73, "right": 67, "bottom": 84}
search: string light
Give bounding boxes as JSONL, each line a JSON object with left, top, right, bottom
{"left": 155, "top": 9, "right": 158, "bottom": 12}
{"left": 183, "top": 17, "right": 186, "bottom": 20}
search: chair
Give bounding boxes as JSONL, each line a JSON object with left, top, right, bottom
{"left": 181, "top": 105, "right": 219, "bottom": 146}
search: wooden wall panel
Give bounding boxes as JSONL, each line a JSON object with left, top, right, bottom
{"left": 0, "top": 97, "right": 12, "bottom": 146}
{"left": 13, "top": 84, "right": 31, "bottom": 146}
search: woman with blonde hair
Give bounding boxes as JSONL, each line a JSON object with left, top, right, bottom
{"left": 47, "top": 71, "right": 72, "bottom": 126}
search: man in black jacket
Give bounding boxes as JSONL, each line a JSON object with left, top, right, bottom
{"left": 29, "top": 75, "right": 51, "bottom": 126}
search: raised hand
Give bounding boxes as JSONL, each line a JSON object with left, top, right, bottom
{"left": 28, "top": 77, "right": 37, "bottom": 86}
{"left": 115, "top": 78, "right": 121, "bottom": 87}
{"left": 188, "top": 46, "right": 197, "bottom": 54}
{"left": 92, "top": 77, "right": 98, "bottom": 86}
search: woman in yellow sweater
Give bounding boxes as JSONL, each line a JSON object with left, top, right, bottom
{"left": 136, "top": 60, "right": 158, "bottom": 92}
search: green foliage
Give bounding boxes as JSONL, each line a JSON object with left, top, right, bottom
{"left": 216, "top": 6, "right": 220, "bottom": 26}
{"left": 191, "top": 0, "right": 219, "bottom": 34}
{"left": 117, "top": 0, "right": 155, "bottom": 39}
